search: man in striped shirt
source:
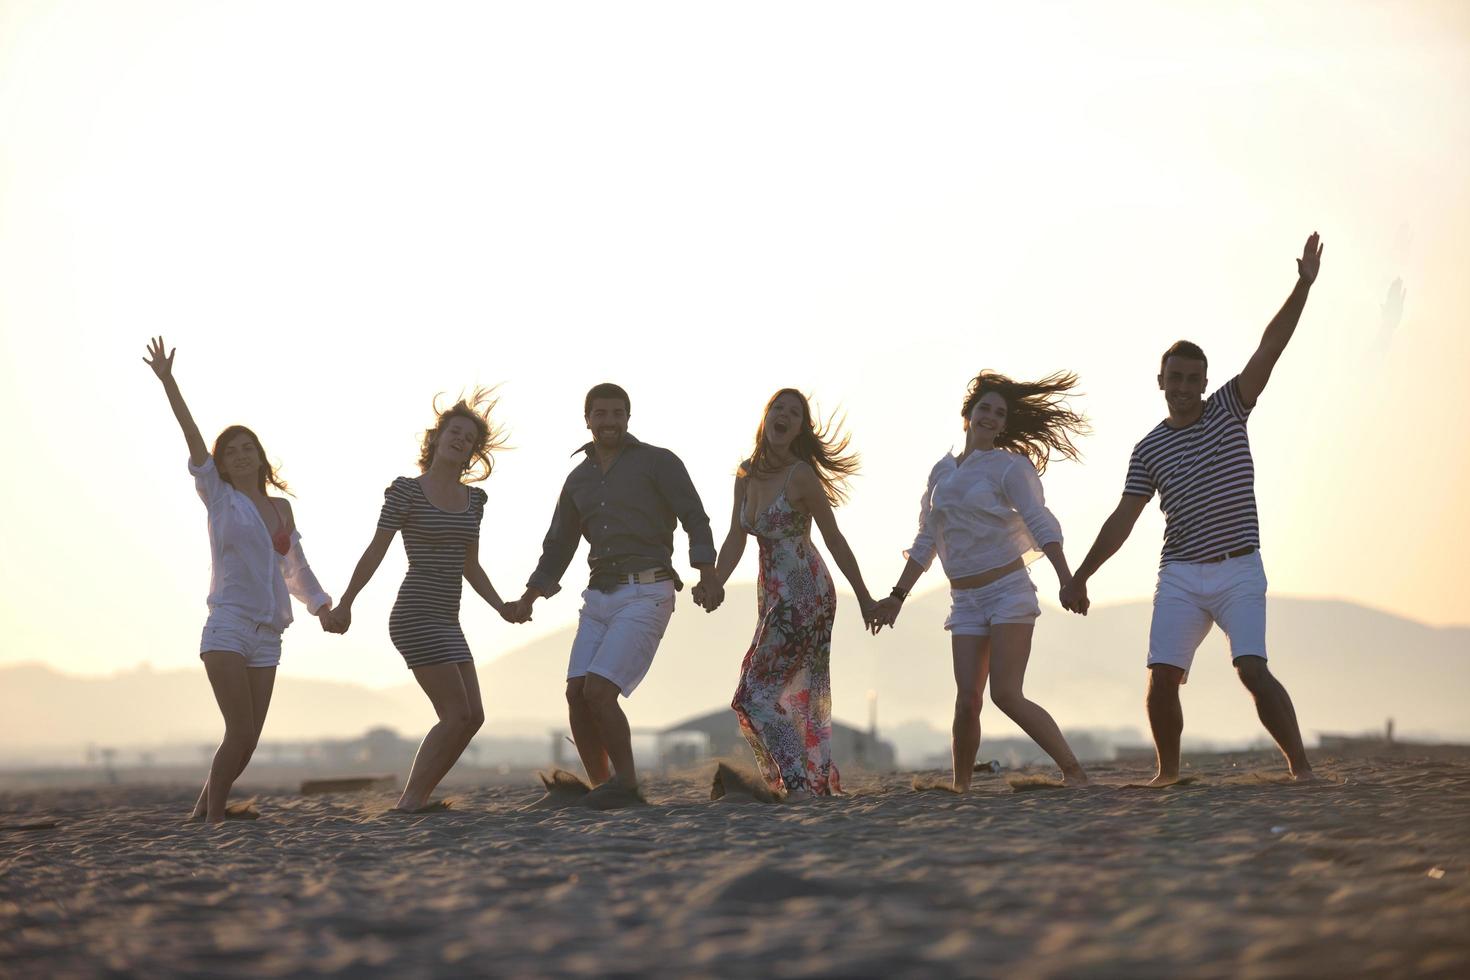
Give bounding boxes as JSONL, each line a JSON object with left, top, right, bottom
{"left": 1061, "top": 233, "right": 1323, "bottom": 785}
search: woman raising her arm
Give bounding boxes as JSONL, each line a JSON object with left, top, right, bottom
{"left": 143, "top": 337, "right": 333, "bottom": 823}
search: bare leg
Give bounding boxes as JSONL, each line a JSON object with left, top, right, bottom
{"left": 1146, "top": 664, "right": 1186, "bottom": 786}
{"left": 581, "top": 674, "right": 637, "bottom": 790}
{"left": 397, "top": 663, "right": 475, "bottom": 811}
{"left": 192, "top": 665, "right": 276, "bottom": 819}
{"left": 987, "top": 624, "right": 1088, "bottom": 785}
{"left": 199, "top": 652, "right": 259, "bottom": 823}
{"left": 565, "top": 677, "right": 611, "bottom": 785}
{"left": 1235, "top": 656, "right": 1313, "bottom": 780}
{"left": 950, "top": 636, "right": 990, "bottom": 792}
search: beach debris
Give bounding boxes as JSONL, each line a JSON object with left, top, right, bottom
{"left": 1270, "top": 826, "right": 1287, "bottom": 835}
{"left": 1427, "top": 867, "right": 1446, "bottom": 880}
{"left": 710, "top": 761, "right": 781, "bottom": 804}
{"left": 300, "top": 775, "right": 396, "bottom": 795}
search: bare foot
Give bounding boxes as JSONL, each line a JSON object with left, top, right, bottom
{"left": 1146, "top": 773, "right": 1183, "bottom": 788}
{"left": 186, "top": 801, "right": 260, "bottom": 824}
{"left": 1288, "top": 769, "right": 1318, "bottom": 784}
{"left": 1062, "top": 769, "right": 1090, "bottom": 787}
{"left": 392, "top": 799, "right": 453, "bottom": 815}
{"left": 783, "top": 787, "right": 816, "bottom": 803}
{"left": 582, "top": 780, "right": 646, "bottom": 811}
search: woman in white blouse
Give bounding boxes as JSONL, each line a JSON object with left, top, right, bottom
{"left": 144, "top": 337, "right": 334, "bottom": 823}
{"left": 872, "top": 370, "right": 1089, "bottom": 790}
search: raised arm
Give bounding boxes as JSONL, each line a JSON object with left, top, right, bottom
{"left": 142, "top": 337, "right": 208, "bottom": 466}
{"left": 792, "top": 463, "right": 875, "bottom": 621}
{"left": 1061, "top": 493, "right": 1149, "bottom": 615}
{"left": 1239, "top": 232, "right": 1323, "bottom": 408}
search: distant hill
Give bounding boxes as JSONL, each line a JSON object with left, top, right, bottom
{"left": 2, "top": 589, "right": 1466, "bottom": 763}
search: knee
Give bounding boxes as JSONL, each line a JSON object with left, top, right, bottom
{"left": 1234, "top": 656, "right": 1271, "bottom": 691}
{"left": 954, "top": 691, "right": 984, "bottom": 718}
{"left": 467, "top": 706, "right": 486, "bottom": 733}
{"left": 565, "top": 678, "right": 587, "bottom": 709}
{"left": 990, "top": 689, "right": 1024, "bottom": 717}
{"left": 581, "top": 677, "right": 622, "bottom": 712}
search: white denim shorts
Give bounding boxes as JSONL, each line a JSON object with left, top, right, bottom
{"left": 1148, "top": 550, "right": 1268, "bottom": 682}
{"left": 567, "top": 581, "right": 676, "bottom": 696}
{"left": 944, "top": 568, "right": 1041, "bottom": 637}
{"left": 200, "top": 608, "right": 283, "bottom": 668}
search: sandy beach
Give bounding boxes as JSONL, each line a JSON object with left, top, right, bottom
{"left": 2, "top": 752, "right": 1467, "bottom": 978}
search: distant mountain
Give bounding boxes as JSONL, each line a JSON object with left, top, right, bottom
{"left": 2, "top": 590, "right": 1466, "bottom": 762}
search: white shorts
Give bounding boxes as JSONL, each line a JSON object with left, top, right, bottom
{"left": 944, "top": 568, "right": 1041, "bottom": 637}
{"left": 1148, "top": 550, "right": 1268, "bottom": 682}
{"left": 200, "top": 609, "right": 283, "bottom": 669}
{"left": 567, "top": 581, "right": 676, "bottom": 696}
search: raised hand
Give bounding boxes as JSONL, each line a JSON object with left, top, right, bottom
{"left": 1296, "top": 232, "right": 1323, "bottom": 284}
{"left": 143, "top": 336, "right": 176, "bottom": 382}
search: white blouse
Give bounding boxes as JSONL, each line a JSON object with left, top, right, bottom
{"left": 191, "top": 457, "right": 331, "bottom": 631}
{"left": 904, "top": 449, "right": 1063, "bottom": 580}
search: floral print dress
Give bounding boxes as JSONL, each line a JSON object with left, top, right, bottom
{"left": 731, "top": 466, "right": 841, "bottom": 796}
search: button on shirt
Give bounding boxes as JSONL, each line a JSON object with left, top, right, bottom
{"left": 528, "top": 435, "right": 716, "bottom": 596}
{"left": 190, "top": 457, "right": 331, "bottom": 630}
{"left": 904, "top": 449, "right": 1063, "bottom": 580}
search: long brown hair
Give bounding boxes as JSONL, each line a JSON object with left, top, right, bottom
{"left": 418, "top": 387, "right": 509, "bottom": 483}
{"left": 212, "top": 425, "right": 290, "bottom": 495}
{"left": 738, "top": 388, "right": 859, "bottom": 505}
{"left": 960, "top": 371, "right": 1088, "bottom": 475}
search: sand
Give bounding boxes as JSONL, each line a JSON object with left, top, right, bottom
{"left": 2, "top": 753, "right": 1467, "bottom": 978}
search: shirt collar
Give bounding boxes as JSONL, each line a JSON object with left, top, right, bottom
{"left": 573, "top": 432, "right": 642, "bottom": 458}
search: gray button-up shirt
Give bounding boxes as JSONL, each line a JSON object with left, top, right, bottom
{"left": 528, "top": 435, "right": 716, "bottom": 596}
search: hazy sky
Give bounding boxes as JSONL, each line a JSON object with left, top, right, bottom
{"left": 2, "top": 1, "right": 1467, "bottom": 691}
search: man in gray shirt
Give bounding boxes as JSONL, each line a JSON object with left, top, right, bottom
{"left": 508, "top": 382, "right": 720, "bottom": 805}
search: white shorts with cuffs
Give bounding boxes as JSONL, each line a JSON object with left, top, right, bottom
{"left": 1147, "top": 549, "right": 1268, "bottom": 682}
{"left": 567, "top": 579, "right": 676, "bottom": 696}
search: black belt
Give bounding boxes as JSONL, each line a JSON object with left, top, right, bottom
{"left": 606, "top": 568, "right": 675, "bottom": 585}
{"left": 1198, "top": 545, "right": 1257, "bottom": 565}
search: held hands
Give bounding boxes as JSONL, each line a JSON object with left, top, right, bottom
{"left": 143, "top": 336, "right": 175, "bottom": 381}
{"left": 868, "top": 596, "right": 903, "bottom": 634}
{"left": 501, "top": 591, "right": 538, "bottom": 625}
{"left": 692, "top": 571, "right": 724, "bottom": 613}
{"left": 320, "top": 603, "right": 351, "bottom": 634}
{"left": 1059, "top": 578, "right": 1089, "bottom": 616}
{"left": 1297, "top": 232, "right": 1323, "bottom": 284}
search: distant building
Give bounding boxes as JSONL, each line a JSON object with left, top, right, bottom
{"left": 658, "top": 707, "right": 896, "bottom": 772}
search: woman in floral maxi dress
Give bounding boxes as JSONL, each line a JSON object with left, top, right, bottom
{"left": 700, "top": 389, "right": 879, "bottom": 799}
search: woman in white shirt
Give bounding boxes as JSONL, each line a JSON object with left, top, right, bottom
{"left": 144, "top": 337, "right": 333, "bottom": 823}
{"left": 872, "top": 370, "right": 1089, "bottom": 790}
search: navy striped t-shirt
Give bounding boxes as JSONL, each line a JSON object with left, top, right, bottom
{"left": 1124, "top": 376, "right": 1258, "bottom": 565}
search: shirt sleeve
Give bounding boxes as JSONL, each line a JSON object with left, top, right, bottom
{"left": 902, "top": 461, "right": 944, "bottom": 571}
{"left": 1001, "top": 457, "right": 1062, "bottom": 549}
{"left": 1123, "top": 445, "right": 1154, "bottom": 500}
{"left": 527, "top": 479, "right": 583, "bottom": 599}
{"left": 281, "top": 530, "right": 331, "bottom": 614}
{"left": 1213, "top": 375, "right": 1252, "bottom": 422}
{"left": 377, "top": 479, "right": 412, "bottom": 531}
{"left": 657, "top": 450, "right": 717, "bottom": 567}
{"left": 189, "top": 456, "right": 230, "bottom": 510}
{"left": 469, "top": 487, "right": 487, "bottom": 539}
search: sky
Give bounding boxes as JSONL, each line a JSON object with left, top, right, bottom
{"left": 1, "top": 1, "right": 1467, "bottom": 691}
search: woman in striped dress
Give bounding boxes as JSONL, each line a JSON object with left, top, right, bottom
{"left": 325, "top": 390, "right": 513, "bottom": 812}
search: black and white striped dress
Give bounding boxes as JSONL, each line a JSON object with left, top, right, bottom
{"left": 378, "top": 477, "right": 487, "bottom": 669}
